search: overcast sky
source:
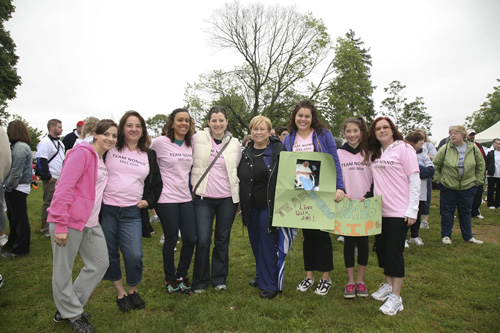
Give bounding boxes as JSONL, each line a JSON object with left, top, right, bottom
{"left": 4, "top": 0, "right": 500, "bottom": 143}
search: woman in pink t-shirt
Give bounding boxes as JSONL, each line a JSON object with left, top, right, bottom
{"left": 367, "top": 117, "right": 420, "bottom": 316}
{"left": 47, "top": 120, "right": 117, "bottom": 332}
{"left": 337, "top": 117, "right": 372, "bottom": 299}
{"left": 101, "top": 111, "right": 162, "bottom": 312}
{"left": 150, "top": 108, "right": 195, "bottom": 295}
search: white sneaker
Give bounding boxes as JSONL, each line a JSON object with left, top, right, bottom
{"left": 488, "top": 206, "right": 496, "bottom": 210}
{"left": 473, "top": 215, "right": 485, "bottom": 219}
{"left": 442, "top": 236, "right": 452, "bottom": 245}
{"left": 420, "top": 221, "right": 430, "bottom": 229}
{"left": 371, "top": 283, "right": 392, "bottom": 301}
{"left": 0, "top": 235, "right": 7, "bottom": 247}
{"left": 467, "top": 237, "right": 483, "bottom": 245}
{"left": 297, "top": 277, "right": 314, "bottom": 292}
{"left": 337, "top": 236, "right": 344, "bottom": 243}
{"left": 379, "top": 294, "right": 404, "bottom": 316}
{"left": 160, "top": 235, "right": 165, "bottom": 244}
{"left": 404, "top": 240, "right": 409, "bottom": 248}
{"left": 314, "top": 279, "right": 332, "bottom": 296}
{"left": 215, "top": 284, "right": 227, "bottom": 291}
{"left": 409, "top": 237, "right": 424, "bottom": 246}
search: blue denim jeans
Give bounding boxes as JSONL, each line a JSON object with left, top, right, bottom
{"left": 440, "top": 184, "right": 475, "bottom": 241}
{"left": 101, "top": 204, "right": 143, "bottom": 286}
{"left": 192, "top": 196, "right": 237, "bottom": 290}
{"left": 156, "top": 201, "right": 196, "bottom": 282}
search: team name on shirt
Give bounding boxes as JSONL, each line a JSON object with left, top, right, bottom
{"left": 112, "top": 153, "right": 147, "bottom": 167}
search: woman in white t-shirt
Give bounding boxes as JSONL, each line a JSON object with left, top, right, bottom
{"left": 150, "top": 108, "right": 195, "bottom": 294}
{"left": 367, "top": 117, "right": 420, "bottom": 316}
{"left": 190, "top": 106, "right": 241, "bottom": 293}
{"left": 101, "top": 111, "right": 162, "bottom": 312}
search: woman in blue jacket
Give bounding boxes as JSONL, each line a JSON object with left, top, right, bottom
{"left": 283, "top": 100, "right": 345, "bottom": 296}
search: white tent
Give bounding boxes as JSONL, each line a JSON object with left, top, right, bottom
{"left": 475, "top": 121, "right": 500, "bottom": 144}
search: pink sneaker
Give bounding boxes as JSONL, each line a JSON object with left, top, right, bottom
{"left": 355, "top": 282, "right": 369, "bottom": 297}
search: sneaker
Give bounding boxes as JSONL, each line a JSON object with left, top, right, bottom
{"left": 0, "top": 274, "right": 3, "bottom": 288}
{"left": 193, "top": 289, "right": 206, "bottom": 294}
{"left": 149, "top": 215, "right": 160, "bottom": 223}
{"left": 442, "top": 236, "right": 452, "bottom": 245}
{"left": 355, "top": 282, "right": 369, "bottom": 297}
{"left": 1, "top": 252, "right": 27, "bottom": 258}
{"left": 467, "top": 237, "right": 483, "bottom": 245}
{"left": 472, "top": 214, "right": 485, "bottom": 219}
{"left": 404, "top": 240, "right": 409, "bottom": 248}
{"left": 488, "top": 206, "right": 496, "bottom": 209}
{"left": 296, "top": 277, "right": 314, "bottom": 292}
{"left": 314, "top": 279, "right": 332, "bottom": 296}
{"left": 166, "top": 280, "right": 182, "bottom": 294}
{"left": 0, "top": 235, "right": 7, "bottom": 247}
{"left": 420, "top": 221, "right": 430, "bottom": 229}
{"left": 54, "top": 311, "right": 91, "bottom": 323}
{"left": 160, "top": 235, "right": 165, "bottom": 244}
{"left": 116, "top": 295, "right": 133, "bottom": 313}
{"left": 177, "top": 277, "right": 192, "bottom": 294}
{"left": 379, "top": 294, "right": 404, "bottom": 316}
{"left": 214, "top": 284, "right": 227, "bottom": 291}
{"left": 371, "top": 283, "right": 392, "bottom": 301}
{"left": 128, "top": 292, "right": 145, "bottom": 309}
{"left": 337, "top": 236, "right": 344, "bottom": 243}
{"left": 68, "top": 315, "right": 95, "bottom": 333}
{"left": 344, "top": 283, "right": 356, "bottom": 299}
{"left": 409, "top": 237, "right": 424, "bottom": 246}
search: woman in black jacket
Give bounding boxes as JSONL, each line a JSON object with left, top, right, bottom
{"left": 238, "top": 116, "right": 285, "bottom": 299}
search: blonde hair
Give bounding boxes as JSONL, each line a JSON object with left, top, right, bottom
{"left": 82, "top": 117, "right": 99, "bottom": 139}
{"left": 448, "top": 125, "right": 467, "bottom": 139}
{"left": 249, "top": 116, "right": 272, "bottom": 131}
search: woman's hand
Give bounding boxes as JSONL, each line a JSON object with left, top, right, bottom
{"left": 405, "top": 216, "right": 416, "bottom": 226}
{"left": 137, "top": 200, "right": 148, "bottom": 209}
{"left": 54, "top": 233, "right": 67, "bottom": 247}
{"left": 334, "top": 189, "right": 345, "bottom": 202}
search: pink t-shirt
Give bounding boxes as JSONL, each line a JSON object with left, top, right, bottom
{"left": 87, "top": 156, "right": 108, "bottom": 227}
{"left": 151, "top": 136, "right": 193, "bottom": 203}
{"left": 338, "top": 149, "right": 372, "bottom": 200}
{"left": 293, "top": 131, "right": 314, "bottom": 152}
{"left": 370, "top": 141, "right": 419, "bottom": 217}
{"left": 103, "top": 146, "right": 149, "bottom": 207}
{"left": 204, "top": 139, "right": 232, "bottom": 198}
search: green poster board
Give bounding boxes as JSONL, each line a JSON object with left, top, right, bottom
{"left": 272, "top": 152, "right": 382, "bottom": 236}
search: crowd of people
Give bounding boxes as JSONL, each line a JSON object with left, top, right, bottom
{"left": 0, "top": 101, "right": 495, "bottom": 332}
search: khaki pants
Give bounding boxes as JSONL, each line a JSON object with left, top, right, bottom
{"left": 41, "top": 179, "right": 56, "bottom": 233}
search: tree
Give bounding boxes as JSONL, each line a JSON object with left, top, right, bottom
{"left": 465, "top": 79, "right": 500, "bottom": 132}
{"left": 380, "top": 80, "right": 432, "bottom": 136}
{"left": 319, "top": 30, "right": 375, "bottom": 136}
{"left": 8, "top": 114, "right": 42, "bottom": 150}
{"left": 185, "top": 1, "right": 334, "bottom": 136}
{"left": 0, "top": 0, "right": 22, "bottom": 127}
{"left": 145, "top": 114, "right": 169, "bottom": 138}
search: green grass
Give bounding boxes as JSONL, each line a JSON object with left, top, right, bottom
{"left": 0, "top": 186, "right": 499, "bottom": 332}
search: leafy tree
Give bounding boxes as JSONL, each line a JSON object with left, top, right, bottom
{"left": 8, "top": 114, "right": 42, "bottom": 150}
{"left": 380, "top": 80, "right": 432, "bottom": 136}
{"left": 185, "top": 1, "right": 334, "bottom": 137}
{"left": 0, "top": 0, "right": 22, "bottom": 127}
{"left": 319, "top": 30, "right": 375, "bottom": 136}
{"left": 465, "top": 79, "right": 500, "bottom": 132}
{"left": 145, "top": 114, "right": 168, "bottom": 138}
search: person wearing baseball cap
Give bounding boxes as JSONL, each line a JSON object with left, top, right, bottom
{"left": 62, "top": 121, "right": 84, "bottom": 151}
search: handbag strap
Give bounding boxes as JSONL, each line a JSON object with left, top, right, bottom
{"left": 192, "top": 139, "right": 231, "bottom": 197}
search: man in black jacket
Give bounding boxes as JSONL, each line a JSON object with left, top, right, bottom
{"left": 62, "top": 120, "right": 84, "bottom": 151}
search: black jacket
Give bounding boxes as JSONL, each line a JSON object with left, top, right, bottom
{"left": 486, "top": 150, "right": 497, "bottom": 176}
{"left": 62, "top": 130, "right": 78, "bottom": 151}
{"left": 238, "top": 136, "right": 286, "bottom": 232}
{"left": 140, "top": 149, "right": 163, "bottom": 237}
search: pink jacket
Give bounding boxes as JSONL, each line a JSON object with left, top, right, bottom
{"left": 47, "top": 141, "right": 98, "bottom": 234}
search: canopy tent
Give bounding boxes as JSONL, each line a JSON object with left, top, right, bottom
{"left": 475, "top": 121, "right": 500, "bottom": 144}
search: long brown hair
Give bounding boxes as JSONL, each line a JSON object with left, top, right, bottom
{"left": 7, "top": 120, "right": 31, "bottom": 145}
{"left": 287, "top": 100, "right": 327, "bottom": 135}
{"left": 367, "top": 117, "right": 403, "bottom": 162}
{"left": 162, "top": 108, "right": 194, "bottom": 147}
{"left": 342, "top": 117, "right": 369, "bottom": 158}
{"left": 116, "top": 111, "right": 150, "bottom": 152}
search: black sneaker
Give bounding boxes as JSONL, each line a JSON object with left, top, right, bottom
{"left": 54, "top": 311, "right": 91, "bottom": 323}
{"left": 116, "top": 295, "right": 133, "bottom": 313}
{"left": 68, "top": 315, "right": 94, "bottom": 333}
{"left": 165, "top": 280, "right": 182, "bottom": 294}
{"left": 128, "top": 292, "right": 145, "bottom": 309}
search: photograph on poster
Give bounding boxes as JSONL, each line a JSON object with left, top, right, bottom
{"left": 294, "top": 159, "right": 321, "bottom": 191}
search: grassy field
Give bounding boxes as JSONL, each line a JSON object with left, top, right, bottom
{"left": 0, "top": 185, "right": 499, "bottom": 332}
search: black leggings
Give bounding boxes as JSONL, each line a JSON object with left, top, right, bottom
{"left": 302, "top": 229, "right": 333, "bottom": 272}
{"left": 343, "top": 236, "right": 369, "bottom": 268}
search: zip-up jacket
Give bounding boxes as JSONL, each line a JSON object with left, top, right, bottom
{"left": 486, "top": 149, "right": 498, "bottom": 176}
{"left": 238, "top": 136, "right": 286, "bottom": 232}
{"left": 433, "top": 141, "right": 485, "bottom": 190}
{"left": 140, "top": 149, "right": 163, "bottom": 237}
{"left": 3, "top": 141, "right": 32, "bottom": 192}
